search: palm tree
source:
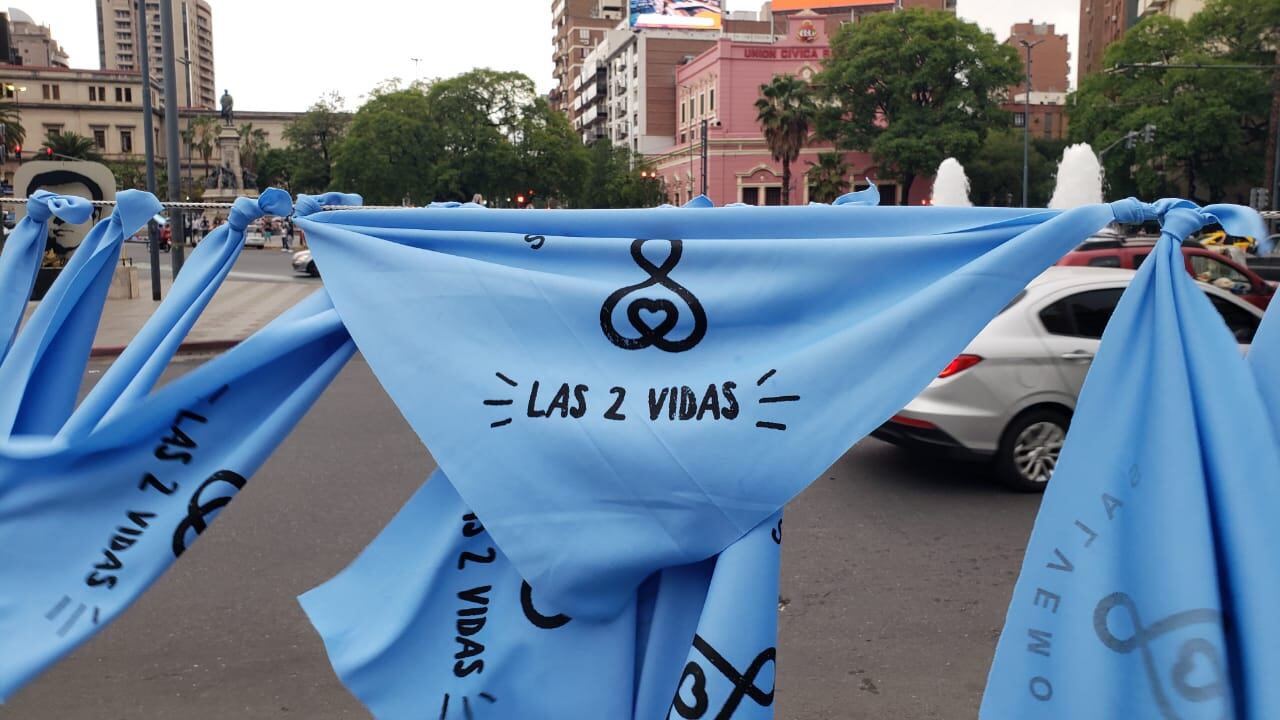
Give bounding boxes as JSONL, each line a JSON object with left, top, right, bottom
{"left": 0, "top": 100, "right": 23, "bottom": 155}
{"left": 190, "top": 115, "right": 221, "bottom": 171}
{"left": 754, "top": 74, "right": 817, "bottom": 206}
{"left": 237, "top": 122, "right": 269, "bottom": 173}
{"left": 807, "top": 152, "right": 851, "bottom": 204}
{"left": 42, "top": 132, "right": 102, "bottom": 162}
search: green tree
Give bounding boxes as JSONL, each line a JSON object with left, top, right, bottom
{"left": 255, "top": 147, "right": 295, "bottom": 191}
{"left": 966, "top": 132, "right": 1068, "bottom": 206}
{"left": 423, "top": 69, "right": 532, "bottom": 201}
{"left": 237, "top": 122, "right": 269, "bottom": 174}
{"left": 514, "top": 98, "right": 589, "bottom": 206}
{"left": 1068, "top": 11, "right": 1269, "bottom": 202}
{"left": 107, "top": 158, "right": 147, "bottom": 190}
{"left": 331, "top": 89, "right": 440, "bottom": 205}
{"left": 818, "top": 9, "right": 1021, "bottom": 204}
{"left": 0, "top": 100, "right": 23, "bottom": 155}
{"left": 755, "top": 75, "right": 817, "bottom": 206}
{"left": 1189, "top": 0, "right": 1280, "bottom": 199}
{"left": 283, "top": 92, "right": 350, "bottom": 194}
{"left": 42, "top": 132, "right": 102, "bottom": 161}
{"left": 579, "top": 141, "right": 666, "bottom": 209}
{"left": 806, "top": 152, "right": 850, "bottom": 204}
{"left": 189, "top": 115, "right": 221, "bottom": 169}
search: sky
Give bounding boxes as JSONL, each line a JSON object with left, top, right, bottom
{"left": 26, "top": 0, "right": 1080, "bottom": 112}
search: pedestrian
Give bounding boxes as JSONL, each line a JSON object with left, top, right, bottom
{"left": 262, "top": 218, "right": 274, "bottom": 249}
{"left": 159, "top": 223, "right": 172, "bottom": 252}
{"left": 471, "top": 193, "right": 485, "bottom": 206}
{"left": 282, "top": 217, "right": 294, "bottom": 252}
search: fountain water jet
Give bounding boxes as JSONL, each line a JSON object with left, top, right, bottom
{"left": 1049, "top": 144, "right": 1104, "bottom": 209}
{"left": 930, "top": 158, "right": 972, "bottom": 207}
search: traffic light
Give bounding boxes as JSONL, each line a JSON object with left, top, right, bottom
{"left": 1142, "top": 124, "right": 1156, "bottom": 143}
{"left": 12, "top": 144, "right": 19, "bottom": 161}
{"left": 43, "top": 147, "right": 53, "bottom": 159}
{"left": 515, "top": 194, "right": 526, "bottom": 206}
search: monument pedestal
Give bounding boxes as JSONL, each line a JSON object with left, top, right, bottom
{"left": 201, "top": 123, "right": 257, "bottom": 218}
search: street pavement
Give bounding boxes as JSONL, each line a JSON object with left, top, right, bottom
{"left": 122, "top": 242, "right": 317, "bottom": 285}
{"left": 0, "top": 356, "right": 1042, "bottom": 720}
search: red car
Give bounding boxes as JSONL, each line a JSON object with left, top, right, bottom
{"left": 1058, "top": 238, "right": 1275, "bottom": 310}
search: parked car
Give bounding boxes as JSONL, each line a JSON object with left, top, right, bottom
{"left": 872, "top": 267, "right": 1263, "bottom": 492}
{"left": 292, "top": 249, "right": 318, "bottom": 277}
{"left": 1058, "top": 237, "right": 1274, "bottom": 310}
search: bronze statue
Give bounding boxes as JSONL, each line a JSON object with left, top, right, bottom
{"left": 220, "top": 89, "right": 234, "bottom": 126}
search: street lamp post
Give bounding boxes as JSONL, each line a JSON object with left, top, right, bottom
{"left": 1018, "top": 38, "right": 1045, "bottom": 208}
{"left": 137, "top": 0, "right": 162, "bottom": 301}
{"left": 3, "top": 84, "right": 26, "bottom": 166}
{"left": 701, "top": 117, "right": 708, "bottom": 198}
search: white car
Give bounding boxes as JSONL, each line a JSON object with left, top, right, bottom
{"left": 292, "top": 249, "right": 318, "bottom": 277}
{"left": 872, "top": 266, "right": 1263, "bottom": 492}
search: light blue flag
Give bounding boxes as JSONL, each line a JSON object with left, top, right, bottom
{"left": 297, "top": 195, "right": 1137, "bottom": 623}
{"left": 981, "top": 200, "right": 1280, "bottom": 719}
{"left": 300, "top": 468, "right": 779, "bottom": 720}
{"left": 0, "top": 190, "right": 158, "bottom": 436}
{"left": 0, "top": 191, "right": 94, "bottom": 361}
{"left": 661, "top": 511, "right": 782, "bottom": 720}
{"left": 294, "top": 192, "right": 1154, "bottom": 717}
{"left": 0, "top": 191, "right": 357, "bottom": 702}
{"left": 1247, "top": 292, "right": 1279, "bottom": 439}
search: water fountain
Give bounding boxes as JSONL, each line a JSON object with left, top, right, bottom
{"left": 930, "top": 157, "right": 972, "bottom": 207}
{"left": 1048, "top": 144, "right": 1103, "bottom": 210}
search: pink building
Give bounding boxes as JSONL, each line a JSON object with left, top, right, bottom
{"left": 649, "top": 11, "right": 931, "bottom": 207}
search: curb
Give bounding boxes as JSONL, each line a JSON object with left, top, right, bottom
{"left": 90, "top": 338, "right": 241, "bottom": 359}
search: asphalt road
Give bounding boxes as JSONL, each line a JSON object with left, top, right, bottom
{"left": 122, "top": 243, "right": 317, "bottom": 284}
{"left": 1, "top": 356, "right": 1042, "bottom": 720}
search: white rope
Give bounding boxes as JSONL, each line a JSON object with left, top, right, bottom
{"left": 2, "top": 197, "right": 1278, "bottom": 220}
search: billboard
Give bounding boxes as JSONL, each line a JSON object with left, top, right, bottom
{"left": 770, "top": 0, "right": 890, "bottom": 9}
{"left": 629, "top": 0, "right": 723, "bottom": 30}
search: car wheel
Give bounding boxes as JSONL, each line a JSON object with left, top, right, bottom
{"left": 307, "top": 261, "right": 319, "bottom": 278}
{"left": 996, "top": 408, "right": 1069, "bottom": 492}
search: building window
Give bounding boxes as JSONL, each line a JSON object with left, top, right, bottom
{"left": 700, "top": 94, "right": 705, "bottom": 116}
{"left": 1044, "top": 113, "right": 1054, "bottom": 137}
{"left": 120, "top": 129, "right": 133, "bottom": 153}
{"left": 1013, "top": 112, "right": 1026, "bottom": 128}
{"left": 45, "top": 126, "right": 62, "bottom": 139}
{"left": 680, "top": 103, "right": 685, "bottom": 124}
{"left": 709, "top": 89, "right": 715, "bottom": 112}
{"left": 42, "top": 84, "right": 61, "bottom": 100}
{"left": 742, "top": 187, "right": 760, "bottom": 206}
{"left": 116, "top": 87, "right": 124, "bottom": 102}
{"left": 92, "top": 128, "right": 107, "bottom": 149}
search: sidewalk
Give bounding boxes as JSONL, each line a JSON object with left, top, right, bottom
{"left": 25, "top": 276, "right": 319, "bottom": 358}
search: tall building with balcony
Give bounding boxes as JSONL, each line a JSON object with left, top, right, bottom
{"left": 7, "top": 8, "right": 71, "bottom": 68}
{"left": 1077, "top": 0, "right": 1139, "bottom": 83}
{"left": 551, "top": 0, "right": 621, "bottom": 116}
{"left": 1137, "top": 0, "right": 1205, "bottom": 20}
{"left": 95, "top": 0, "right": 215, "bottom": 109}
{"left": 1004, "top": 22, "right": 1071, "bottom": 141}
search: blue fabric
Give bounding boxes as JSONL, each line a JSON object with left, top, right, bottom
{"left": 981, "top": 201, "right": 1280, "bottom": 718}
{"left": 0, "top": 190, "right": 159, "bottom": 436}
{"left": 1248, "top": 299, "right": 1279, "bottom": 442}
{"left": 301, "top": 468, "right": 780, "bottom": 720}
{"left": 0, "top": 190, "right": 356, "bottom": 702}
{"left": 293, "top": 195, "right": 1151, "bottom": 718}
{"left": 0, "top": 191, "right": 94, "bottom": 360}
{"left": 297, "top": 198, "right": 1132, "bottom": 622}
